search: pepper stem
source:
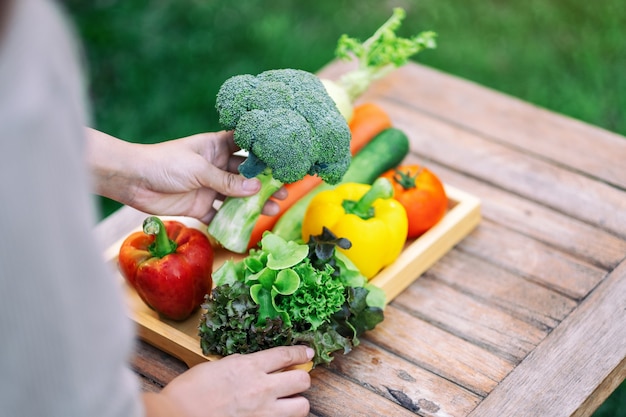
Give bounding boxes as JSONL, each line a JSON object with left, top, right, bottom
{"left": 143, "top": 216, "right": 177, "bottom": 258}
{"left": 342, "top": 177, "right": 394, "bottom": 220}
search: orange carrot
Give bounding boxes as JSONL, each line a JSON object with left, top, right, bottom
{"left": 246, "top": 102, "right": 392, "bottom": 249}
{"left": 348, "top": 102, "right": 392, "bottom": 154}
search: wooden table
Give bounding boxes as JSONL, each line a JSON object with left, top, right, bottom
{"left": 95, "top": 61, "right": 626, "bottom": 417}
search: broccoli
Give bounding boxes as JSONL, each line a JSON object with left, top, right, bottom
{"left": 207, "top": 68, "right": 352, "bottom": 253}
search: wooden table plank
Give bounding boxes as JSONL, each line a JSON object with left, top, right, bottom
{"left": 327, "top": 340, "right": 482, "bottom": 417}
{"left": 427, "top": 250, "right": 577, "bottom": 331}
{"left": 459, "top": 220, "right": 606, "bottom": 300}
{"left": 467, "top": 259, "right": 626, "bottom": 417}
{"left": 365, "top": 306, "right": 513, "bottom": 397}
{"left": 320, "top": 61, "right": 626, "bottom": 189}
{"left": 386, "top": 66, "right": 626, "bottom": 189}
{"left": 396, "top": 277, "right": 549, "bottom": 363}
{"left": 130, "top": 340, "right": 187, "bottom": 388}
{"left": 382, "top": 102, "right": 626, "bottom": 238}
{"left": 573, "top": 356, "right": 626, "bottom": 417}
{"left": 307, "top": 367, "right": 422, "bottom": 417}
{"left": 415, "top": 156, "right": 626, "bottom": 270}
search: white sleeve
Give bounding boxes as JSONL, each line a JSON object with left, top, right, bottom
{"left": 0, "top": 1, "right": 144, "bottom": 416}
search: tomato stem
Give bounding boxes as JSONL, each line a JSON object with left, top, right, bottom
{"left": 393, "top": 167, "right": 423, "bottom": 189}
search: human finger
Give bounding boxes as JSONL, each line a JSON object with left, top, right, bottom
{"left": 207, "top": 129, "right": 239, "bottom": 154}
{"left": 200, "top": 206, "right": 218, "bottom": 225}
{"left": 258, "top": 185, "right": 288, "bottom": 215}
{"left": 274, "top": 396, "right": 311, "bottom": 417}
{"left": 272, "top": 186, "right": 288, "bottom": 200}
{"left": 270, "top": 369, "right": 312, "bottom": 399}
{"left": 198, "top": 163, "right": 261, "bottom": 198}
{"left": 211, "top": 191, "right": 280, "bottom": 217}
{"left": 226, "top": 154, "right": 247, "bottom": 173}
{"left": 261, "top": 200, "right": 280, "bottom": 216}
{"left": 252, "top": 345, "right": 314, "bottom": 374}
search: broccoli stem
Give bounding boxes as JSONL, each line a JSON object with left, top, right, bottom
{"left": 208, "top": 170, "right": 283, "bottom": 253}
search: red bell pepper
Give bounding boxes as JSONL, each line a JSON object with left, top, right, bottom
{"left": 118, "top": 216, "right": 214, "bottom": 321}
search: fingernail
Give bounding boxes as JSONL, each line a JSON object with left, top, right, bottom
{"left": 264, "top": 204, "right": 278, "bottom": 216}
{"left": 242, "top": 178, "right": 259, "bottom": 192}
{"left": 305, "top": 347, "right": 315, "bottom": 360}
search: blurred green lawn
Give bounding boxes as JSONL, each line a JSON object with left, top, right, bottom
{"left": 64, "top": 1, "right": 624, "bottom": 414}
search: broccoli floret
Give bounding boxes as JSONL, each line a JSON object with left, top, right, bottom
{"left": 216, "top": 68, "right": 351, "bottom": 184}
{"left": 208, "top": 68, "right": 351, "bottom": 253}
{"left": 234, "top": 108, "right": 313, "bottom": 183}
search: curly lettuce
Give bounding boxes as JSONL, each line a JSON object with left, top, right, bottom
{"left": 278, "top": 262, "right": 346, "bottom": 331}
{"left": 199, "top": 281, "right": 293, "bottom": 356}
{"left": 199, "top": 229, "right": 385, "bottom": 366}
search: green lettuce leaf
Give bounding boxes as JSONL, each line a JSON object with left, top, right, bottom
{"left": 199, "top": 231, "right": 386, "bottom": 367}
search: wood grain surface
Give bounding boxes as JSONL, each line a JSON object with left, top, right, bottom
{"left": 95, "top": 61, "right": 626, "bottom": 417}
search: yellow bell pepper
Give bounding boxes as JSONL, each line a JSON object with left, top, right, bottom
{"left": 302, "top": 178, "right": 408, "bottom": 278}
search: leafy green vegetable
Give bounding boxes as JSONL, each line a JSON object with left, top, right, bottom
{"left": 199, "top": 281, "right": 293, "bottom": 356}
{"left": 234, "top": 234, "right": 307, "bottom": 325}
{"left": 320, "top": 7, "right": 436, "bottom": 121}
{"left": 334, "top": 7, "right": 437, "bottom": 103}
{"left": 307, "top": 226, "right": 351, "bottom": 275}
{"left": 292, "top": 327, "right": 352, "bottom": 366}
{"left": 263, "top": 233, "right": 309, "bottom": 270}
{"left": 308, "top": 228, "right": 387, "bottom": 310}
{"left": 331, "top": 287, "right": 384, "bottom": 340}
{"left": 199, "top": 230, "right": 386, "bottom": 366}
{"left": 277, "top": 262, "right": 345, "bottom": 331}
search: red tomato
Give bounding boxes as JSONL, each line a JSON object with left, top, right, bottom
{"left": 381, "top": 165, "right": 447, "bottom": 238}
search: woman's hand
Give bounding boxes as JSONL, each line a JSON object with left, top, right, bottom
{"left": 87, "top": 129, "right": 286, "bottom": 224}
{"left": 143, "top": 346, "right": 314, "bottom": 417}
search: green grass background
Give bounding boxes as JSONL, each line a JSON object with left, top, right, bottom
{"left": 64, "top": 1, "right": 624, "bottom": 414}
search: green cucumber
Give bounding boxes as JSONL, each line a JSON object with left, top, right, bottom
{"left": 272, "top": 127, "right": 410, "bottom": 241}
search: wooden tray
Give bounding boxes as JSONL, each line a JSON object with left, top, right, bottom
{"left": 104, "top": 184, "right": 481, "bottom": 367}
